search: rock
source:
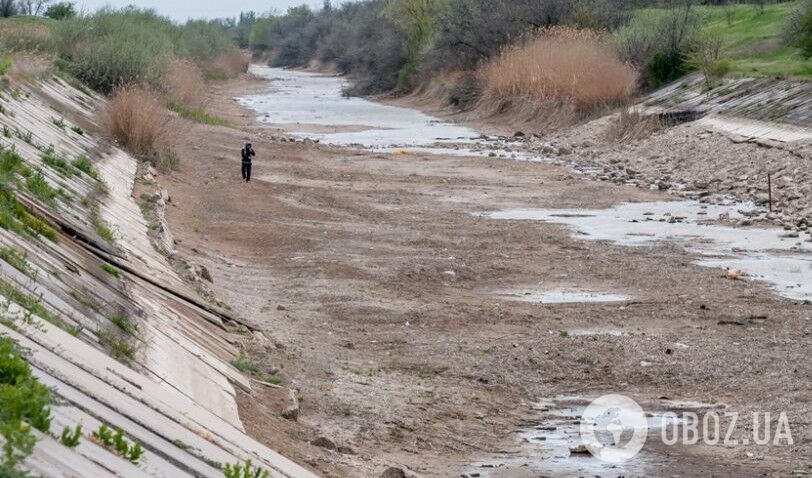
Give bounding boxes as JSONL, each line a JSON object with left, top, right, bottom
{"left": 513, "top": 131, "right": 525, "bottom": 138}
{"left": 569, "top": 444, "right": 590, "bottom": 454}
{"left": 198, "top": 265, "right": 213, "bottom": 283}
{"left": 725, "top": 269, "right": 743, "bottom": 280}
{"left": 381, "top": 467, "right": 407, "bottom": 478}
{"left": 277, "top": 305, "right": 287, "bottom": 311}
{"left": 282, "top": 389, "right": 299, "bottom": 421}
{"left": 442, "top": 270, "right": 457, "bottom": 281}
{"left": 310, "top": 436, "right": 337, "bottom": 451}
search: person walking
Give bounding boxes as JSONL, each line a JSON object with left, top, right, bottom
{"left": 241, "top": 142, "right": 256, "bottom": 182}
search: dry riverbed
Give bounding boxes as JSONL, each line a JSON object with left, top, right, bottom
{"left": 153, "top": 70, "right": 811, "bottom": 477}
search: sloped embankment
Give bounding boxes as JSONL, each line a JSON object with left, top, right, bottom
{"left": 0, "top": 73, "right": 315, "bottom": 477}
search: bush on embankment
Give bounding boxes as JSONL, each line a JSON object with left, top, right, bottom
{"left": 104, "top": 85, "right": 182, "bottom": 172}
{"left": 50, "top": 7, "right": 244, "bottom": 94}
{"left": 478, "top": 27, "right": 637, "bottom": 129}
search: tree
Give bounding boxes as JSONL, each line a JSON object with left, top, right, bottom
{"left": 0, "top": 0, "right": 17, "bottom": 17}
{"left": 18, "top": 0, "right": 52, "bottom": 16}
{"left": 44, "top": 1, "right": 75, "bottom": 19}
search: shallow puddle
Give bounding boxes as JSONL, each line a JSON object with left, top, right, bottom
{"left": 497, "top": 289, "right": 629, "bottom": 304}
{"left": 483, "top": 201, "right": 812, "bottom": 301}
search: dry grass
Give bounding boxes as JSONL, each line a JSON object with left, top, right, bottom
{"left": 604, "top": 107, "right": 664, "bottom": 142}
{"left": 203, "top": 49, "right": 250, "bottom": 80}
{"left": 479, "top": 27, "right": 637, "bottom": 127}
{"left": 104, "top": 85, "right": 182, "bottom": 171}
{"left": 164, "top": 59, "right": 207, "bottom": 109}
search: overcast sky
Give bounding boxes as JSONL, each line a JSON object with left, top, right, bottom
{"left": 74, "top": 0, "right": 343, "bottom": 22}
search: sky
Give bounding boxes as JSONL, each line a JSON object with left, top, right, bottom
{"left": 74, "top": 0, "right": 345, "bottom": 22}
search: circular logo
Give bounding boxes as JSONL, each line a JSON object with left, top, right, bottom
{"left": 578, "top": 394, "right": 648, "bottom": 463}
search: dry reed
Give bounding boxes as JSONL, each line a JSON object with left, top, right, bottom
{"left": 479, "top": 26, "right": 637, "bottom": 126}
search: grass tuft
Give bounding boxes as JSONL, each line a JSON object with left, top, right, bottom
{"left": 168, "top": 101, "right": 231, "bottom": 127}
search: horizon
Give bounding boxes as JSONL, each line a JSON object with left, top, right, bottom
{"left": 74, "top": 0, "right": 347, "bottom": 22}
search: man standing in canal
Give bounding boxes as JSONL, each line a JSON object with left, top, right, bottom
{"left": 241, "top": 142, "right": 255, "bottom": 182}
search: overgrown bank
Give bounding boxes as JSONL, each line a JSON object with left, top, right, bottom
{"left": 236, "top": 0, "right": 811, "bottom": 129}
{"left": 1, "top": 7, "right": 249, "bottom": 170}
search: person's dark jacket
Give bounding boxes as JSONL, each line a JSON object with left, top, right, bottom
{"left": 241, "top": 147, "right": 255, "bottom": 163}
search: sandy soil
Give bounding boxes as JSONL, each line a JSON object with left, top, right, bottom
{"left": 153, "top": 74, "right": 811, "bottom": 477}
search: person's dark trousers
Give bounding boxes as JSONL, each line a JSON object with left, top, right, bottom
{"left": 241, "top": 161, "right": 252, "bottom": 182}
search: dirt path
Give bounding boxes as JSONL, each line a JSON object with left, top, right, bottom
{"left": 154, "top": 73, "right": 811, "bottom": 477}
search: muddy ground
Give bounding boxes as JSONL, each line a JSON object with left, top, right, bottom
{"left": 153, "top": 73, "right": 811, "bottom": 477}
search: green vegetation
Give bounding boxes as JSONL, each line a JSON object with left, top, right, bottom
{"left": 72, "top": 156, "right": 98, "bottom": 180}
{"left": 109, "top": 314, "right": 137, "bottom": 336}
{"left": 40, "top": 148, "right": 74, "bottom": 177}
{"left": 45, "top": 2, "right": 77, "bottom": 20}
{"left": 0, "top": 247, "right": 34, "bottom": 279}
{"left": 168, "top": 101, "right": 231, "bottom": 127}
{"left": 0, "top": 280, "right": 59, "bottom": 325}
{"left": 97, "top": 329, "right": 137, "bottom": 365}
{"left": 698, "top": 2, "right": 810, "bottom": 77}
{"left": 100, "top": 263, "right": 121, "bottom": 278}
{"left": 25, "top": 171, "right": 58, "bottom": 206}
{"left": 0, "top": 337, "right": 53, "bottom": 475}
{"left": 223, "top": 460, "right": 269, "bottom": 478}
{"left": 229, "top": 353, "right": 261, "bottom": 374}
{"left": 50, "top": 117, "right": 66, "bottom": 130}
{"left": 89, "top": 204, "right": 116, "bottom": 244}
{"left": 59, "top": 424, "right": 82, "bottom": 448}
{"left": 0, "top": 187, "right": 59, "bottom": 241}
{"left": 51, "top": 8, "right": 238, "bottom": 93}
{"left": 0, "top": 57, "right": 11, "bottom": 76}
{"left": 92, "top": 424, "right": 144, "bottom": 464}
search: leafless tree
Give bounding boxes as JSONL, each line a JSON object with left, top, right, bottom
{"left": 0, "top": 0, "right": 17, "bottom": 17}
{"left": 18, "top": 0, "right": 52, "bottom": 16}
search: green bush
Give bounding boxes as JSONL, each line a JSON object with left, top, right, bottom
{"left": 645, "top": 50, "right": 690, "bottom": 88}
{"left": 0, "top": 336, "right": 53, "bottom": 473}
{"left": 0, "top": 58, "right": 11, "bottom": 76}
{"left": 797, "top": 3, "right": 812, "bottom": 58}
{"left": 45, "top": 2, "right": 76, "bottom": 20}
{"left": 51, "top": 7, "right": 238, "bottom": 93}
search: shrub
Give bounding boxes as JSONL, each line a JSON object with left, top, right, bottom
{"left": 793, "top": 1, "right": 812, "bottom": 58}
{"left": 645, "top": 50, "right": 689, "bottom": 88}
{"left": 479, "top": 27, "right": 636, "bottom": 122}
{"left": 614, "top": 5, "right": 700, "bottom": 85}
{"left": 104, "top": 85, "right": 180, "bottom": 168}
{"left": 0, "top": 337, "right": 53, "bottom": 473}
{"left": 51, "top": 8, "right": 177, "bottom": 93}
{"left": 202, "top": 49, "right": 250, "bottom": 80}
{"left": 164, "top": 59, "right": 207, "bottom": 109}
{"left": 45, "top": 2, "right": 76, "bottom": 20}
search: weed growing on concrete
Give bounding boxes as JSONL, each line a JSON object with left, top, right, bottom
{"left": 59, "top": 425, "right": 82, "bottom": 448}
{"left": 100, "top": 263, "right": 121, "bottom": 278}
{"left": 72, "top": 156, "right": 98, "bottom": 180}
{"left": 223, "top": 460, "right": 269, "bottom": 478}
{"left": 25, "top": 171, "right": 58, "bottom": 206}
{"left": 92, "top": 424, "right": 144, "bottom": 464}
{"left": 0, "top": 246, "right": 35, "bottom": 279}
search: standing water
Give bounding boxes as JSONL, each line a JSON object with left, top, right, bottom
{"left": 238, "top": 66, "right": 812, "bottom": 302}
